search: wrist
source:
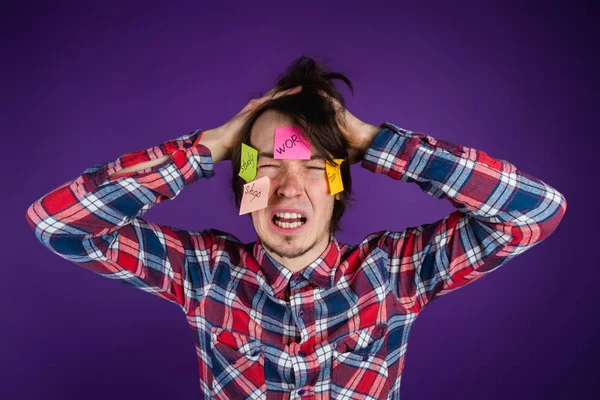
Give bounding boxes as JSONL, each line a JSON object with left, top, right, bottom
{"left": 197, "top": 127, "right": 228, "bottom": 164}
{"left": 358, "top": 123, "right": 380, "bottom": 153}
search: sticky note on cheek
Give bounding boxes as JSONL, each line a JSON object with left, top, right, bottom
{"left": 326, "top": 159, "right": 344, "bottom": 195}
{"left": 273, "top": 126, "right": 311, "bottom": 160}
{"left": 239, "top": 176, "right": 270, "bottom": 215}
{"left": 238, "top": 143, "right": 258, "bottom": 182}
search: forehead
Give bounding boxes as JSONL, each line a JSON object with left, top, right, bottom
{"left": 249, "top": 110, "right": 305, "bottom": 152}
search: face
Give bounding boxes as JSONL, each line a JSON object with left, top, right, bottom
{"left": 248, "top": 110, "right": 340, "bottom": 260}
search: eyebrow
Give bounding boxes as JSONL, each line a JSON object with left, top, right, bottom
{"left": 258, "top": 152, "right": 322, "bottom": 161}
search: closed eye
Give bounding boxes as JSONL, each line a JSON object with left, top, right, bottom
{"left": 307, "top": 166, "right": 325, "bottom": 170}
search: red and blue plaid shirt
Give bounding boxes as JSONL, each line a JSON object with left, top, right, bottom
{"left": 26, "top": 122, "right": 566, "bottom": 399}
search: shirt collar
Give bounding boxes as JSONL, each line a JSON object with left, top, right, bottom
{"left": 253, "top": 235, "right": 341, "bottom": 298}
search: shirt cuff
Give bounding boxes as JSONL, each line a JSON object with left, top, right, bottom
{"left": 361, "top": 122, "right": 419, "bottom": 179}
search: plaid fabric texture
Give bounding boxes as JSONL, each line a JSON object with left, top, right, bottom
{"left": 26, "top": 122, "right": 567, "bottom": 399}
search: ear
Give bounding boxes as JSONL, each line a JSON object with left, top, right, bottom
{"left": 334, "top": 192, "right": 342, "bottom": 201}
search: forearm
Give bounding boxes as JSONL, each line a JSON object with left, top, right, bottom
{"left": 26, "top": 129, "right": 214, "bottom": 238}
{"left": 363, "top": 123, "right": 566, "bottom": 236}
{"left": 110, "top": 154, "right": 171, "bottom": 176}
{"left": 109, "top": 127, "right": 226, "bottom": 177}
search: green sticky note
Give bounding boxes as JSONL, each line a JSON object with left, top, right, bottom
{"left": 239, "top": 143, "right": 258, "bottom": 182}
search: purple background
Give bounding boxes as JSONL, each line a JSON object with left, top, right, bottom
{"left": 4, "top": 0, "right": 596, "bottom": 399}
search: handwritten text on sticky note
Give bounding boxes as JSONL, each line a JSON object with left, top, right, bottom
{"left": 239, "top": 176, "right": 270, "bottom": 215}
{"left": 326, "top": 159, "right": 344, "bottom": 195}
{"left": 238, "top": 143, "right": 258, "bottom": 182}
{"left": 274, "top": 126, "right": 311, "bottom": 160}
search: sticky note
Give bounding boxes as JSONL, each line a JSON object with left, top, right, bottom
{"left": 238, "top": 143, "right": 258, "bottom": 182}
{"left": 239, "top": 176, "right": 270, "bottom": 215}
{"left": 326, "top": 159, "right": 344, "bottom": 195}
{"left": 273, "top": 126, "right": 311, "bottom": 160}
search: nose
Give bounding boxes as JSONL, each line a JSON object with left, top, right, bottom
{"left": 276, "top": 169, "right": 303, "bottom": 198}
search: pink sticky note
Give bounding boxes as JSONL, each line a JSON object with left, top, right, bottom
{"left": 239, "top": 176, "right": 270, "bottom": 215}
{"left": 273, "top": 126, "right": 311, "bottom": 159}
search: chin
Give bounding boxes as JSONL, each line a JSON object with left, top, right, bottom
{"left": 261, "top": 233, "right": 315, "bottom": 259}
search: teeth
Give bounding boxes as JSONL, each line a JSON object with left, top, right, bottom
{"left": 274, "top": 219, "right": 305, "bottom": 229}
{"left": 275, "top": 212, "right": 305, "bottom": 219}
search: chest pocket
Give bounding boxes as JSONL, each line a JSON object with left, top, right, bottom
{"left": 210, "top": 327, "right": 266, "bottom": 400}
{"left": 331, "top": 323, "right": 391, "bottom": 400}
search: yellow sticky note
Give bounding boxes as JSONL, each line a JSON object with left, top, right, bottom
{"left": 326, "top": 159, "right": 344, "bottom": 195}
{"left": 238, "top": 143, "right": 258, "bottom": 182}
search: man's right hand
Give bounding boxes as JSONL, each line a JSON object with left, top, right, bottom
{"left": 199, "top": 85, "right": 303, "bottom": 164}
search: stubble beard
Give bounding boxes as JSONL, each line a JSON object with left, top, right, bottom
{"left": 261, "top": 229, "right": 328, "bottom": 260}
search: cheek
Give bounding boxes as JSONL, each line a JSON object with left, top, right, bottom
{"left": 253, "top": 210, "right": 270, "bottom": 228}
{"left": 308, "top": 175, "right": 330, "bottom": 193}
{"left": 310, "top": 191, "right": 335, "bottom": 214}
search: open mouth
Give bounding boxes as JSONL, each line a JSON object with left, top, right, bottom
{"left": 271, "top": 212, "right": 308, "bottom": 229}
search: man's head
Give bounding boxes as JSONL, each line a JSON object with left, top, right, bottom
{"left": 231, "top": 56, "right": 354, "bottom": 259}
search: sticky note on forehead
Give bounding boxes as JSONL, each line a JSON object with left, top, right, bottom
{"left": 274, "top": 126, "right": 311, "bottom": 160}
{"left": 239, "top": 176, "right": 270, "bottom": 215}
{"left": 326, "top": 159, "right": 344, "bottom": 195}
{"left": 238, "top": 143, "right": 258, "bottom": 182}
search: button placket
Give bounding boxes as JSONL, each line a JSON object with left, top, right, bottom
{"left": 296, "top": 387, "right": 314, "bottom": 397}
{"left": 291, "top": 275, "right": 301, "bottom": 288}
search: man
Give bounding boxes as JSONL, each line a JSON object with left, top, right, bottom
{"left": 26, "top": 56, "right": 567, "bottom": 399}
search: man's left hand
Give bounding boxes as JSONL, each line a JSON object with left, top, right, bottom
{"left": 320, "top": 91, "right": 380, "bottom": 164}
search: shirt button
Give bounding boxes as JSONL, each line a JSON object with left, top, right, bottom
{"left": 298, "top": 389, "right": 305, "bottom": 396}
{"left": 298, "top": 310, "right": 305, "bottom": 318}
{"left": 227, "top": 357, "right": 236, "bottom": 363}
{"left": 362, "top": 353, "right": 369, "bottom": 361}
{"left": 183, "top": 143, "right": 192, "bottom": 148}
{"left": 298, "top": 350, "right": 306, "bottom": 357}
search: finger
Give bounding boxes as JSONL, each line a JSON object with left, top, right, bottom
{"left": 317, "top": 89, "right": 341, "bottom": 107}
{"left": 246, "top": 85, "right": 302, "bottom": 112}
{"left": 270, "top": 85, "right": 302, "bottom": 99}
{"left": 262, "top": 86, "right": 277, "bottom": 98}
{"left": 317, "top": 89, "right": 333, "bottom": 101}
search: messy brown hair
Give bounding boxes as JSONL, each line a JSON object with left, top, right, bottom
{"left": 230, "top": 55, "right": 355, "bottom": 235}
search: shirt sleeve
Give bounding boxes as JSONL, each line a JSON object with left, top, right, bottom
{"left": 361, "top": 122, "right": 567, "bottom": 313}
{"left": 25, "top": 129, "right": 218, "bottom": 314}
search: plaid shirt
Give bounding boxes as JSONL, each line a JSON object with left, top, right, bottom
{"left": 26, "top": 122, "right": 566, "bottom": 399}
